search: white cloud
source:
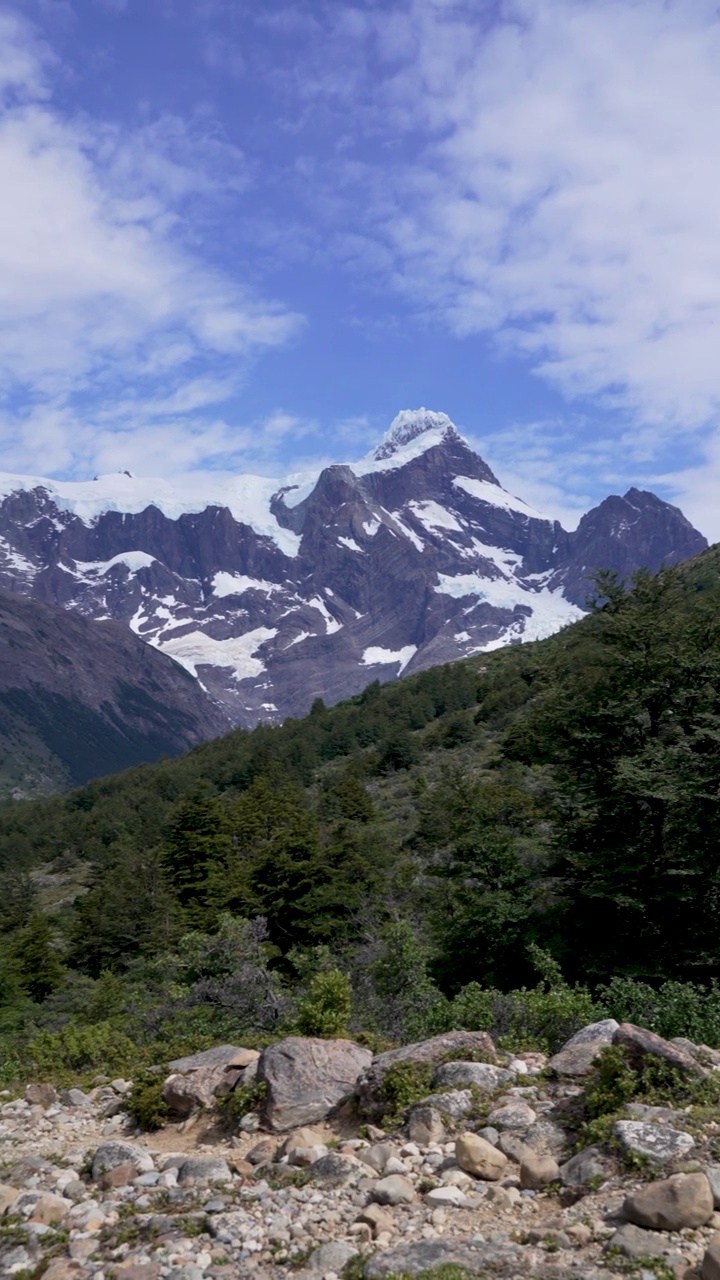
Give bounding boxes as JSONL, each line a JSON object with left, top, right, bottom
{"left": 313, "top": 0, "right": 720, "bottom": 437}
{"left": 0, "top": 8, "right": 301, "bottom": 477}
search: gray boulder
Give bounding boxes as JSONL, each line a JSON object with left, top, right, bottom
{"left": 177, "top": 1156, "right": 233, "bottom": 1185}
{"left": 548, "top": 1019, "right": 619, "bottom": 1078}
{"left": 363, "top": 1238, "right": 527, "bottom": 1278}
{"left": 168, "top": 1045, "right": 254, "bottom": 1072}
{"left": 560, "top": 1145, "right": 614, "bottom": 1188}
{"left": 258, "top": 1036, "right": 372, "bottom": 1131}
{"left": 613, "top": 1119, "right": 694, "bottom": 1163}
{"left": 417, "top": 1090, "right": 473, "bottom": 1121}
{"left": 608, "top": 1222, "right": 674, "bottom": 1259}
{"left": 432, "top": 1061, "right": 513, "bottom": 1091}
{"left": 91, "top": 1141, "right": 154, "bottom": 1183}
{"left": 613, "top": 1022, "right": 704, "bottom": 1074}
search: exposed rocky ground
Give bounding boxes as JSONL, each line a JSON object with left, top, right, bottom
{"left": 4, "top": 1021, "right": 720, "bottom": 1280}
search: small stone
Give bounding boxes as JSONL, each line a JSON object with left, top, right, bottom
{"left": 624, "top": 1172, "right": 714, "bottom": 1230}
{"left": 358, "top": 1142, "right": 398, "bottom": 1174}
{"left": 706, "top": 1166, "right": 720, "bottom": 1209}
{"left": 0, "top": 1182, "right": 18, "bottom": 1214}
{"left": 43, "top": 1262, "right": 91, "bottom": 1280}
{"left": 357, "top": 1203, "right": 394, "bottom": 1237}
{"left": 306, "top": 1241, "right": 358, "bottom": 1272}
{"left": 60, "top": 1088, "right": 91, "bottom": 1107}
{"left": 246, "top": 1138, "right": 277, "bottom": 1165}
{"left": 278, "top": 1127, "right": 327, "bottom": 1158}
{"left": 30, "top": 1192, "right": 71, "bottom": 1225}
{"left": 566, "top": 1222, "right": 593, "bottom": 1246}
{"left": 424, "top": 1185, "right": 467, "bottom": 1206}
{"left": 99, "top": 1160, "right": 137, "bottom": 1189}
{"left": 371, "top": 1174, "right": 417, "bottom": 1205}
{"left": 520, "top": 1152, "right": 560, "bottom": 1190}
{"left": 560, "top": 1145, "right": 614, "bottom": 1188}
{"left": 406, "top": 1106, "right": 446, "bottom": 1146}
{"left": 25, "top": 1083, "right": 58, "bottom": 1107}
{"left": 307, "top": 1152, "right": 363, "bottom": 1187}
{"left": 455, "top": 1132, "right": 507, "bottom": 1181}
{"left": 487, "top": 1100, "right": 537, "bottom": 1130}
{"left": 702, "top": 1233, "right": 720, "bottom": 1280}
{"left": 177, "top": 1156, "right": 233, "bottom": 1184}
{"left": 609, "top": 1222, "right": 673, "bottom": 1260}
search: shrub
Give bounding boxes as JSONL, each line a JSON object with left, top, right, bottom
{"left": 378, "top": 1060, "right": 434, "bottom": 1126}
{"left": 597, "top": 977, "right": 720, "bottom": 1046}
{"left": 448, "top": 979, "right": 597, "bottom": 1054}
{"left": 124, "top": 1069, "right": 169, "bottom": 1131}
{"left": 26, "top": 1020, "right": 139, "bottom": 1079}
{"left": 295, "top": 969, "right": 352, "bottom": 1038}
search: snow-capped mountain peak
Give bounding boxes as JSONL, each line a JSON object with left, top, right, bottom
{"left": 370, "top": 408, "right": 459, "bottom": 464}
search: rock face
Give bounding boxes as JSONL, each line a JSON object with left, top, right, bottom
{"left": 0, "top": 586, "right": 230, "bottom": 794}
{"left": 613, "top": 1022, "right": 703, "bottom": 1074}
{"left": 0, "top": 409, "right": 706, "bottom": 733}
{"left": 258, "top": 1037, "right": 372, "bottom": 1131}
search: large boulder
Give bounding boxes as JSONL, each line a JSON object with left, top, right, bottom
{"left": 161, "top": 1044, "right": 258, "bottom": 1117}
{"left": 623, "top": 1173, "right": 713, "bottom": 1230}
{"left": 258, "top": 1036, "right": 372, "bottom": 1131}
{"left": 614, "top": 1119, "right": 694, "bottom": 1164}
{"left": 91, "top": 1142, "right": 154, "bottom": 1183}
{"left": 548, "top": 1019, "right": 619, "bottom": 1078}
{"left": 355, "top": 1030, "right": 496, "bottom": 1119}
{"left": 432, "top": 1061, "right": 512, "bottom": 1091}
{"left": 455, "top": 1132, "right": 507, "bottom": 1181}
{"left": 613, "top": 1023, "right": 703, "bottom": 1074}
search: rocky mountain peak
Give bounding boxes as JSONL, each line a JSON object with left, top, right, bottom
{"left": 371, "top": 408, "right": 459, "bottom": 462}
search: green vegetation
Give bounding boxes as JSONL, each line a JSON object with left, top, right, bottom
{"left": 2, "top": 553, "right": 720, "bottom": 1073}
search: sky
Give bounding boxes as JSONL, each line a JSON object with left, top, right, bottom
{"left": 1, "top": 0, "right": 720, "bottom": 536}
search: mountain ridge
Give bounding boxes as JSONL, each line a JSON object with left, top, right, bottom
{"left": 0, "top": 409, "right": 707, "bottom": 727}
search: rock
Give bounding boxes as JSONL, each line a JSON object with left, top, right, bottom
{"left": 25, "top": 1083, "right": 57, "bottom": 1107}
{"left": 60, "top": 1087, "right": 91, "bottom": 1107}
{"left": 520, "top": 1152, "right": 560, "bottom": 1189}
{"left": 355, "top": 1030, "right": 496, "bottom": 1119}
{"left": 548, "top": 1042, "right": 612, "bottom": 1078}
{"left": 43, "top": 1262, "right": 92, "bottom": 1280}
{"left": 167, "top": 1045, "right": 251, "bottom": 1072}
{"left": 91, "top": 1141, "right": 154, "bottom": 1182}
{"left": 357, "top": 1203, "right": 394, "bottom": 1237}
{"left": 371, "top": 1174, "right": 417, "bottom": 1205}
{"left": 487, "top": 1100, "right": 537, "bottom": 1130}
{"left": 608, "top": 1222, "right": 671, "bottom": 1259}
{"left": 406, "top": 1105, "right": 446, "bottom": 1145}
{"left": 613, "top": 1022, "right": 704, "bottom": 1073}
{"left": 432, "top": 1061, "right": 513, "bottom": 1091}
{"left": 30, "top": 1193, "right": 71, "bottom": 1225}
{"left": 424, "top": 1185, "right": 468, "bottom": 1206}
{"left": 306, "top": 1241, "right": 358, "bottom": 1272}
{"left": 624, "top": 1172, "right": 714, "bottom": 1230}
{"left": 455, "top": 1132, "right": 507, "bottom": 1180}
{"left": 278, "top": 1127, "right": 327, "bottom": 1159}
{"left": 706, "top": 1166, "right": 720, "bottom": 1209}
{"left": 161, "top": 1064, "right": 230, "bottom": 1117}
{"left": 523, "top": 1119, "right": 569, "bottom": 1158}
{"left": 288, "top": 1143, "right": 327, "bottom": 1167}
{"left": 613, "top": 1119, "right": 694, "bottom": 1163}
{"left": 702, "top": 1234, "right": 720, "bottom": 1280}
{"left": 0, "top": 1182, "right": 18, "bottom": 1213}
{"left": 246, "top": 1138, "right": 277, "bottom": 1165}
{"left": 497, "top": 1132, "right": 530, "bottom": 1162}
{"left": 225, "top": 1048, "right": 260, "bottom": 1068}
{"left": 560, "top": 1145, "right": 614, "bottom": 1188}
{"left": 417, "top": 1091, "right": 473, "bottom": 1122}
{"left": 98, "top": 1161, "right": 137, "bottom": 1189}
{"left": 307, "top": 1153, "right": 364, "bottom": 1187}
{"left": 357, "top": 1143, "right": 398, "bottom": 1174}
{"left": 177, "top": 1157, "right": 233, "bottom": 1184}
{"left": 363, "top": 1237, "right": 527, "bottom": 1278}
{"left": 258, "top": 1036, "right": 372, "bottom": 1130}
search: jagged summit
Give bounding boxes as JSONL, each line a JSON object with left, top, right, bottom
{"left": 371, "top": 408, "right": 459, "bottom": 462}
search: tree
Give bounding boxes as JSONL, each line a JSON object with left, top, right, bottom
{"left": 13, "top": 912, "right": 64, "bottom": 1002}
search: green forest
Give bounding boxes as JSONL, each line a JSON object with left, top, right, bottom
{"left": 3, "top": 547, "right": 720, "bottom": 1081}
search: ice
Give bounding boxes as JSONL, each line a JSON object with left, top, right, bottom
{"left": 73, "top": 550, "right": 157, "bottom": 577}
{"left": 435, "top": 570, "right": 582, "bottom": 643}
{"left": 407, "top": 500, "right": 463, "bottom": 533}
{"left": 157, "top": 626, "right": 277, "bottom": 681}
{"left": 308, "top": 595, "right": 342, "bottom": 635}
{"left": 453, "top": 476, "right": 543, "bottom": 519}
{"left": 284, "top": 630, "right": 312, "bottom": 649}
{"left": 212, "top": 572, "right": 279, "bottom": 597}
{"left": 361, "top": 645, "right": 417, "bottom": 674}
{"left": 389, "top": 513, "right": 425, "bottom": 552}
{"left": 338, "top": 536, "right": 363, "bottom": 552}
{"left": 362, "top": 517, "right": 381, "bottom": 536}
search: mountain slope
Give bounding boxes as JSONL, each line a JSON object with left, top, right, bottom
{"left": 0, "top": 409, "right": 706, "bottom": 726}
{"left": 0, "top": 588, "right": 229, "bottom": 794}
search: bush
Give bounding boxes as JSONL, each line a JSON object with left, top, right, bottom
{"left": 448, "top": 979, "right": 597, "bottom": 1054}
{"left": 124, "top": 1069, "right": 169, "bottom": 1131}
{"left": 597, "top": 977, "right": 720, "bottom": 1046}
{"left": 295, "top": 969, "right": 352, "bottom": 1038}
{"left": 26, "top": 1020, "right": 140, "bottom": 1080}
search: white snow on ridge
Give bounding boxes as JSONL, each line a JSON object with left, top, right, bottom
{"left": 74, "top": 551, "right": 157, "bottom": 577}
{"left": 338, "top": 536, "right": 363, "bottom": 553}
{"left": 361, "top": 645, "right": 417, "bottom": 674}
{"left": 407, "top": 500, "right": 463, "bottom": 533}
{"left": 362, "top": 517, "right": 381, "bottom": 536}
{"left": 157, "top": 626, "right": 277, "bottom": 681}
{"left": 453, "top": 476, "right": 542, "bottom": 519}
{"left": 0, "top": 471, "right": 302, "bottom": 557}
{"left": 212, "top": 572, "right": 279, "bottom": 598}
{"left": 308, "top": 595, "right": 342, "bottom": 635}
{"left": 435, "top": 570, "right": 582, "bottom": 644}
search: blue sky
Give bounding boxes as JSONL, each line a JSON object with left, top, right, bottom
{"left": 1, "top": 0, "right": 720, "bottom": 534}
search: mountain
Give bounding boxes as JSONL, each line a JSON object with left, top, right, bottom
{"left": 0, "top": 409, "right": 706, "bottom": 727}
{"left": 0, "top": 587, "right": 229, "bottom": 795}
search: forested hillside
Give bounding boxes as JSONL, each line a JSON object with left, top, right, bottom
{"left": 2, "top": 548, "right": 720, "bottom": 1077}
